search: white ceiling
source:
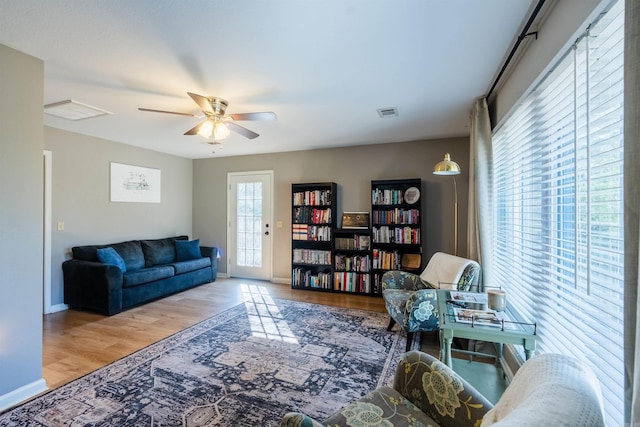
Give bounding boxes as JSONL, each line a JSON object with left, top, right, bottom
{"left": 0, "top": 1, "right": 535, "bottom": 159}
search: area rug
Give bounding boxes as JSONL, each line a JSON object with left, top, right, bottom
{"left": 0, "top": 297, "right": 408, "bottom": 426}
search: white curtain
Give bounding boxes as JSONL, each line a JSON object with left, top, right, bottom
{"left": 625, "top": 0, "right": 640, "bottom": 424}
{"left": 467, "top": 97, "right": 493, "bottom": 288}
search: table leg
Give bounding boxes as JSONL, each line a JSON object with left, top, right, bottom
{"left": 524, "top": 338, "right": 536, "bottom": 360}
{"left": 443, "top": 336, "right": 453, "bottom": 368}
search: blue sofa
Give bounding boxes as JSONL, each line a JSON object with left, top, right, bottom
{"left": 62, "top": 236, "right": 218, "bottom": 315}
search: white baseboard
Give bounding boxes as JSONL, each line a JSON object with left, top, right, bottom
{"left": 46, "top": 303, "right": 69, "bottom": 314}
{"left": 271, "top": 277, "right": 291, "bottom": 285}
{"left": 0, "top": 379, "right": 48, "bottom": 412}
{"left": 215, "top": 272, "right": 229, "bottom": 279}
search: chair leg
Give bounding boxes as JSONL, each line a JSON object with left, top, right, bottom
{"left": 406, "top": 332, "right": 414, "bottom": 352}
{"left": 386, "top": 318, "right": 396, "bottom": 331}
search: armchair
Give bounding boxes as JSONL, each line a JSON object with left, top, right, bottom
{"left": 280, "top": 351, "right": 606, "bottom": 427}
{"left": 382, "top": 252, "right": 480, "bottom": 351}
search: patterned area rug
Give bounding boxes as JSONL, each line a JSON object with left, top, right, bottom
{"left": 0, "top": 296, "right": 407, "bottom": 426}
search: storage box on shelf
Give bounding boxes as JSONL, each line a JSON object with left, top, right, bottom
{"left": 291, "top": 182, "right": 337, "bottom": 291}
{"left": 371, "top": 178, "right": 422, "bottom": 294}
{"left": 332, "top": 228, "right": 372, "bottom": 294}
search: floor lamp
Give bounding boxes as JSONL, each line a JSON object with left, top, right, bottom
{"left": 433, "top": 153, "right": 461, "bottom": 256}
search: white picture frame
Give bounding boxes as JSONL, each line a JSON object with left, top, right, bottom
{"left": 110, "top": 162, "right": 161, "bottom": 203}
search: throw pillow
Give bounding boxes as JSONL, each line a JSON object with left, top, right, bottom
{"left": 96, "top": 247, "right": 127, "bottom": 272}
{"left": 175, "top": 239, "right": 202, "bottom": 261}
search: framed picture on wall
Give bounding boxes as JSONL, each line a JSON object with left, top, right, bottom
{"left": 110, "top": 162, "right": 161, "bottom": 203}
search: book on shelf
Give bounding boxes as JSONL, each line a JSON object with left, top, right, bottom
{"left": 292, "top": 249, "right": 331, "bottom": 265}
{"left": 293, "top": 224, "right": 331, "bottom": 241}
{"left": 334, "top": 234, "right": 371, "bottom": 250}
{"left": 292, "top": 189, "right": 333, "bottom": 206}
{"left": 294, "top": 207, "right": 332, "bottom": 224}
{"left": 333, "top": 271, "right": 371, "bottom": 293}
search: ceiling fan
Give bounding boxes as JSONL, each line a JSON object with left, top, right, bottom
{"left": 138, "top": 92, "right": 277, "bottom": 142}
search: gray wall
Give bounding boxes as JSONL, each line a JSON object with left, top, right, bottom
{"left": 0, "top": 44, "right": 45, "bottom": 401}
{"left": 193, "top": 138, "right": 470, "bottom": 281}
{"left": 44, "top": 127, "right": 195, "bottom": 307}
{"left": 491, "top": 0, "right": 604, "bottom": 125}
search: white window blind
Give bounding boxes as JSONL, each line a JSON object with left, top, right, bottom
{"left": 492, "top": 0, "right": 624, "bottom": 424}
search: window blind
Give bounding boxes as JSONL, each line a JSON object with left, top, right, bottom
{"left": 492, "top": 0, "right": 624, "bottom": 424}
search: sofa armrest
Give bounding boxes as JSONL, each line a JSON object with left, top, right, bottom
{"left": 280, "top": 412, "right": 324, "bottom": 427}
{"left": 62, "top": 259, "right": 123, "bottom": 315}
{"left": 394, "top": 350, "right": 493, "bottom": 427}
{"left": 381, "top": 270, "right": 428, "bottom": 291}
{"left": 200, "top": 246, "right": 219, "bottom": 281}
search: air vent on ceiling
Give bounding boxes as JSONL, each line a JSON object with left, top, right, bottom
{"left": 44, "top": 100, "right": 112, "bottom": 121}
{"left": 377, "top": 107, "right": 398, "bottom": 118}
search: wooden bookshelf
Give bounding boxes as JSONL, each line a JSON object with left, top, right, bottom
{"left": 371, "top": 178, "right": 423, "bottom": 294}
{"left": 291, "top": 182, "right": 337, "bottom": 291}
{"left": 332, "top": 228, "right": 372, "bottom": 295}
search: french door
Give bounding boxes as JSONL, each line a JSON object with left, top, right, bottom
{"left": 227, "top": 171, "right": 273, "bottom": 280}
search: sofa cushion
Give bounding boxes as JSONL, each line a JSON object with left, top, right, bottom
{"left": 175, "top": 239, "right": 202, "bottom": 261}
{"left": 170, "top": 257, "right": 212, "bottom": 275}
{"left": 96, "top": 247, "right": 126, "bottom": 272}
{"left": 141, "top": 238, "right": 177, "bottom": 267}
{"left": 122, "top": 266, "right": 174, "bottom": 287}
{"left": 111, "top": 241, "right": 146, "bottom": 271}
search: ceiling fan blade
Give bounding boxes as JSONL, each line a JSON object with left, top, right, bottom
{"left": 184, "top": 120, "right": 208, "bottom": 136}
{"left": 138, "top": 107, "right": 201, "bottom": 118}
{"left": 227, "top": 121, "right": 259, "bottom": 139}
{"left": 187, "top": 92, "right": 214, "bottom": 114}
{"left": 228, "top": 112, "right": 277, "bottom": 121}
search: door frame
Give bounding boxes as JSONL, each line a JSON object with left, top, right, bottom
{"left": 43, "top": 150, "right": 52, "bottom": 314}
{"left": 226, "top": 170, "right": 274, "bottom": 280}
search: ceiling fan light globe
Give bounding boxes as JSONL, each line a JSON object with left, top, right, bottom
{"left": 197, "top": 120, "right": 214, "bottom": 139}
{"left": 213, "top": 122, "right": 231, "bottom": 140}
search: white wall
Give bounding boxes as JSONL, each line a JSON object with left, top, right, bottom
{"left": 44, "top": 127, "right": 194, "bottom": 307}
{"left": 0, "top": 44, "right": 46, "bottom": 409}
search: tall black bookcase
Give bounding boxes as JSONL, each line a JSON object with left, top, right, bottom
{"left": 332, "top": 228, "right": 372, "bottom": 294}
{"left": 291, "top": 182, "right": 337, "bottom": 291}
{"left": 371, "top": 178, "right": 422, "bottom": 294}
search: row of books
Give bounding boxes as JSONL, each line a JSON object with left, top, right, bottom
{"left": 373, "top": 226, "right": 420, "bottom": 244}
{"left": 372, "top": 249, "right": 403, "bottom": 270}
{"left": 292, "top": 224, "right": 331, "bottom": 241}
{"left": 334, "top": 254, "right": 370, "bottom": 272}
{"left": 293, "top": 207, "right": 332, "bottom": 224}
{"left": 334, "top": 272, "right": 371, "bottom": 293}
{"left": 372, "top": 188, "right": 405, "bottom": 205}
{"left": 292, "top": 268, "right": 332, "bottom": 289}
{"left": 292, "top": 190, "right": 332, "bottom": 206}
{"left": 292, "top": 249, "right": 331, "bottom": 265}
{"left": 334, "top": 235, "right": 370, "bottom": 250}
{"left": 372, "top": 209, "right": 419, "bottom": 225}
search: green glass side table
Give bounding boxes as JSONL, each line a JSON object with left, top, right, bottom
{"left": 436, "top": 289, "right": 538, "bottom": 368}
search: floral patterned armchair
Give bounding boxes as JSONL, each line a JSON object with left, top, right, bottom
{"left": 280, "top": 351, "right": 606, "bottom": 427}
{"left": 382, "top": 252, "right": 480, "bottom": 351}
{"left": 280, "top": 350, "right": 492, "bottom": 427}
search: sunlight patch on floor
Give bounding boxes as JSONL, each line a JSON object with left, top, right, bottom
{"left": 240, "top": 283, "right": 299, "bottom": 344}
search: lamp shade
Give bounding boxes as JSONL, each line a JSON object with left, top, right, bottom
{"left": 433, "top": 153, "right": 461, "bottom": 175}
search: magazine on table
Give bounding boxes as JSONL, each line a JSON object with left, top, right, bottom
{"left": 452, "top": 307, "right": 507, "bottom": 327}
{"left": 449, "top": 291, "right": 488, "bottom": 304}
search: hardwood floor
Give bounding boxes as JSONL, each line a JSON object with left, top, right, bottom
{"left": 42, "top": 278, "right": 387, "bottom": 390}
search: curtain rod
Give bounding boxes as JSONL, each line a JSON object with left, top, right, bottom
{"left": 485, "top": 0, "right": 547, "bottom": 100}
